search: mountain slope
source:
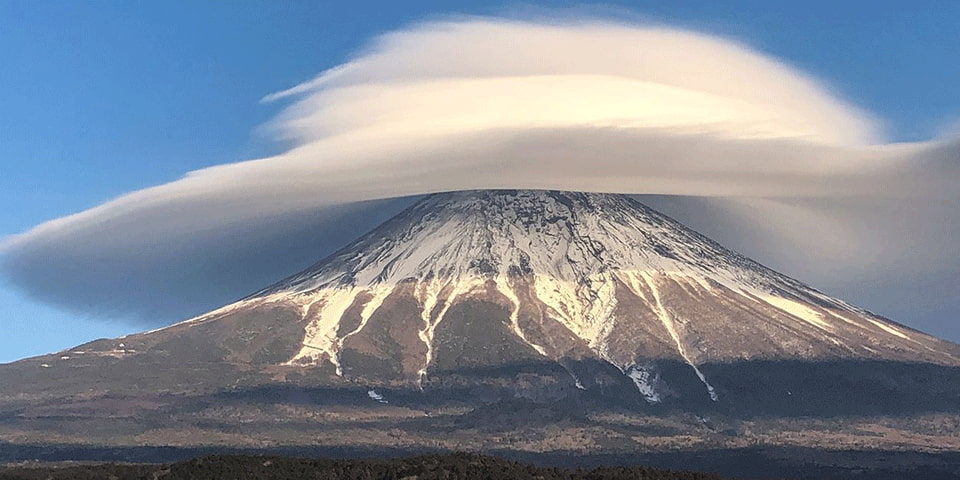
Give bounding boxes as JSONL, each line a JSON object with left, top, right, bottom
{"left": 18, "top": 190, "right": 947, "bottom": 404}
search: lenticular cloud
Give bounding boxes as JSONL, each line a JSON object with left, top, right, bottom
{"left": 1, "top": 17, "right": 957, "bottom": 337}
{"left": 266, "top": 21, "right": 879, "bottom": 146}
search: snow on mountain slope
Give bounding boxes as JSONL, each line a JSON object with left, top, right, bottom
{"left": 167, "top": 191, "right": 960, "bottom": 400}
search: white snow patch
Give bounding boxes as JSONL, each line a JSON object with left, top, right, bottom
{"left": 626, "top": 365, "right": 662, "bottom": 404}
{"left": 560, "top": 363, "right": 587, "bottom": 390}
{"left": 367, "top": 389, "right": 387, "bottom": 403}
{"left": 288, "top": 288, "right": 361, "bottom": 374}
{"left": 760, "top": 295, "right": 834, "bottom": 332}
{"left": 531, "top": 273, "right": 618, "bottom": 350}
{"left": 416, "top": 279, "right": 482, "bottom": 386}
{"left": 495, "top": 275, "right": 548, "bottom": 356}
{"left": 637, "top": 272, "right": 718, "bottom": 402}
{"left": 866, "top": 318, "right": 912, "bottom": 340}
{"left": 334, "top": 284, "right": 394, "bottom": 370}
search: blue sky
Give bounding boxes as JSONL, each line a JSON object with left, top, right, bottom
{"left": 1, "top": 1, "right": 958, "bottom": 363}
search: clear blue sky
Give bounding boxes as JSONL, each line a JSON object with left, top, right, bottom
{"left": 1, "top": 1, "right": 958, "bottom": 363}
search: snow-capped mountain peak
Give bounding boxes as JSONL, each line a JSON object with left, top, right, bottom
{"left": 169, "top": 190, "right": 959, "bottom": 401}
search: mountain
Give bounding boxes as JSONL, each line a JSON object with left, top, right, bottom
{"left": 248, "top": 190, "right": 958, "bottom": 396}
{"left": 3, "top": 190, "right": 960, "bottom": 472}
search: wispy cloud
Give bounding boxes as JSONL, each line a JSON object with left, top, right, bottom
{"left": 1, "top": 17, "right": 957, "bottom": 337}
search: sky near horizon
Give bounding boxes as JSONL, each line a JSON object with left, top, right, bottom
{"left": 1, "top": 1, "right": 959, "bottom": 363}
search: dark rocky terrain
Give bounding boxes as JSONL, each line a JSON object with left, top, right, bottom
{"left": 5, "top": 450, "right": 960, "bottom": 480}
{"left": 0, "top": 453, "right": 728, "bottom": 480}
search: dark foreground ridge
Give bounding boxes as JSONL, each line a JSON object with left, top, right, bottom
{"left": 0, "top": 453, "right": 723, "bottom": 480}
{"left": 4, "top": 445, "right": 960, "bottom": 480}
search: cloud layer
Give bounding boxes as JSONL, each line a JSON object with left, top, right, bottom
{"left": 2, "top": 17, "right": 957, "bottom": 338}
